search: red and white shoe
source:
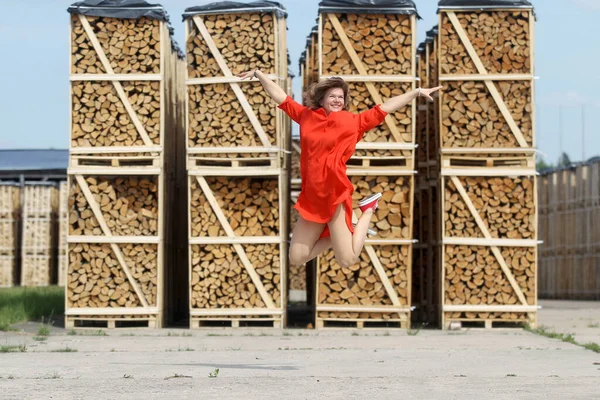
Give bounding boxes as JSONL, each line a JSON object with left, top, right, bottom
{"left": 353, "top": 223, "right": 377, "bottom": 237}
{"left": 358, "top": 193, "right": 382, "bottom": 213}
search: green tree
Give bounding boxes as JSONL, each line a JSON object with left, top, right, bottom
{"left": 557, "top": 152, "right": 572, "bottom": 168}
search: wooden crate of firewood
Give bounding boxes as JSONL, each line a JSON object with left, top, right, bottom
{"left": 184, "top": 3, "right": 289, "bottom": 165}
{"left": 441, "top": 162, "right": 538, "bottom": 329}
{"left": 0, "top": 185, "right": 21, "bottom": 287}
{"left": 188, "top": 168, "right": 288, "bottom": 328}
{"left": 318, "top": 3, "right": 418, "bottom": 159}
{"left": 21, "top": 185, "right": 57, "bottom": 287}
{"left": 64, "top": 166, "right": 164, "bottom": 328}
{"left": 438, "top": 3, "right": 535, "bottom": 150}
{"left": 315, "top": 169, "right": 415, "bottom": 329}
{"left": 68, "top": 3, "right": 181, "bottom": 156}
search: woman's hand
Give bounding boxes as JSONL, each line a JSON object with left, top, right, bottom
{"left": 419, "top": 85, "right": 443, "bottom": 101}
{"left": 236, "top": 70, "right": 256, "bottom": 80}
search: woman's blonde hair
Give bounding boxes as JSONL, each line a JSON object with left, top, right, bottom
{"left": 302, "top": 77, "right": 350, "bottom": 110}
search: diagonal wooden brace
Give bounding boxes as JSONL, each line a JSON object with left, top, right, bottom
{"left": 450, "top": 176, "right": 529, "bottom": 306}
{"left": 75, "top": 175, "right": 150, "bottom": 308}
{"left": 195, "top": 176, "right": 277, "bottom": 310}
{"left": 193, "top": 16, "right": 273, "bottom": 149}
{"left": 446, "top": 12, "right": 529, "bottom": 148}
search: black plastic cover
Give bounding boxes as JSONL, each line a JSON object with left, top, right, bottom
{"left": 68, "top": 0, "right": 168, "bottom": 20}
{"left": 319, "top": 0, "right": 421, "bottom": 18}
{"left": 183, "top": 1, "right": 287, "bottom": 19}
{"left": 438, "top": 0, "right": 533, "bottom": 11}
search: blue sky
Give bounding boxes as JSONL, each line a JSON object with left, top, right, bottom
{"left": 0, "top": 0, "right": 598, "bottom": 164}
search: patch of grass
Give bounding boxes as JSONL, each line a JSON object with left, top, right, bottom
{"left": 37, "top": 325, "right": 50, "bottom": 337}
{"left": 407, "top": 329, "right": 421, "bottom": 336}
{"left": 206, "top": 333, "right": 231, "bottom": 337}
{"left": 51, "top": 346, "right": 77, "bottom": 353}
{"left": 164, "top": 374, "right": 192, "bottom": 380}
{"left": 526, "top": 325, "right": 600, "bottom": 354}
{"left": 67, "top": 329, "right": 77, "bottom": 336}
{"left": 79, "top": 329, "right": 108, "bottom": 336}
{"left": 179, "top": 347, "right": 194, "bottom": 352}
{"left": 0, "top": 344, "right": 27, "bottom": 353}
{"left": 582, "top": 342, "right": 600, "bottom": 353}
{"left": 351, "top": 332, "right": 360, "bottom": 336}
{"left": 283, "top": 331, "right": 292, "bottom": 336}
{"left": 587, "top": 322, "right": 599, "bottom": 328}
{"left": 208, "top": 368, "right": 219, "bottom": 378}
{"left": 167, "top": 331, "right": 193, "bottom": 337}
{"left": 0, "top": 287, "right": 64, "bottom": 331}
{"left": 32, "top": 336, "right": 48, "bottom": 342}
{"left": 46, "top": 372, "right": 61, "bottom": 379}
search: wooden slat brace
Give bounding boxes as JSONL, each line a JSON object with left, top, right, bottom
{"left": 195, "top": 176, "right": 277, "bottom": 310}
{"left": 350, "top": 212, "right": 402, "bottom": 309}
{"left": 75, "top": 175, "right": 150, "bottom": 308}
{"left": 327, "top": 14, "right": 404, "bottom": 144}
{"left": 78, "top": 15, "right": 154, "bottom": 147}
{"left": 192, "top": 16, "right": 272, "bottom": 148}
{"left": 446, "top": 12, "right": 529, "bottom": 148}
{"left": 450, "top": 176, "right": 528, "bottom": 305}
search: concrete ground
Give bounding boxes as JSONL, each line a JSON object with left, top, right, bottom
{"left": 1, "top": 300, "right": 599, "bottom": 399}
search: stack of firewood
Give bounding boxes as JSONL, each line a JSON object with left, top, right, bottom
{"left": 0, "top": 185, "right": 20, "bottom": 287}
{"left": 184, "top": 2, "right": 290, "bottom": 329}
{"left": 66, "top": 1, "right": 185, "bottom": 329}
{"left": 412, "top": 1, "right": 537, "bottom": 329}
{"left": 311, "top": 1, "right": 419, "bottom": 329}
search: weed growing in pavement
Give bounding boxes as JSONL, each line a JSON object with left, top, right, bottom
{"left": 164, "top": 374, "right": 192, "bottom": 380}
{"left": 51, "top": 346, "right": 77, "bottom": 353}
{"left": 525, "top": 324, "right": 600, "bottom": 353}
{"left": 208, "top": 368, "right": 219, "bottom": 378}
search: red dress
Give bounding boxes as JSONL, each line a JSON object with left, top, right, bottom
{"left": 278, "top": 96, "right": 388, "bottom": 238}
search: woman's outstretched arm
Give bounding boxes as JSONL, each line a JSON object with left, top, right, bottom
{"left": 380, "top": 86, "right": 443, "bottom": 114}
{"left": 237, "top": 70, "right": 287, "bottom": 104}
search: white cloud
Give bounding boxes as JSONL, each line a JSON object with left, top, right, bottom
{"left": 570, "top": 0, "right": 600, "bottom": 11}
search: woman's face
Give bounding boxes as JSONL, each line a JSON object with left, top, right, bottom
{"left": 321, "top": 87, "right": 344, "bottom": 114}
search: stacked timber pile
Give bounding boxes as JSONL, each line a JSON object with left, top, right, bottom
{"left": 0, "top": 185, "right": 20, "bottom": 287}
{"left": 538, "top": 162, "right": 600, "bottom": 300}
{"left": 437, "top": 0, "right": 538, "bottom": 329}
{"left": 66, "top": 0, "right": 185, "bottom": 329}
{"left": 184, "top": 2, "right": 289, "bottom": 329}
{"left": 185, "top": 1, "right": 289, "bottom": 166}
{"left": 21, "top": 185, "right": 57, "bottom": 287}
{"left": 313, "top": 0, "right": 419, "bottom": 329}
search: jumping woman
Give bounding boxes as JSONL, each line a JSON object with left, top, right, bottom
{"left": 238, "top": 70, "right": 441, "bottom": 268}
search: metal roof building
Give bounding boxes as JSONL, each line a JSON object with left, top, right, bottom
{"left": 0, "top": 149, "right": 68, "bottom": 181}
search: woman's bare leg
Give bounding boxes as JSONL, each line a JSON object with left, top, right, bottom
{"left": 327, "top": 204, "right": 373, "bottom": 267}
{"left": 289, "top": 216, "right": 331, "bottom": 266}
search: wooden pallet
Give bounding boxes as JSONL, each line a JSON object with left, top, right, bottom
{"left": 66, "top": 316, "right": 159, "bottom": 329}
{"left": 70, "top": 155, "right": 161, "bottom": 168}
{"left": 190, "top": 317, "right": 282, "bottom": 329}
{"left": 316, "top": 317, "right": 408, "bottom": 330}
{"left": 188, "top": 155, "right": 279, "bottom": 169}
{"left": 445, "top": 316, "right": 535, "bottom": 330}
